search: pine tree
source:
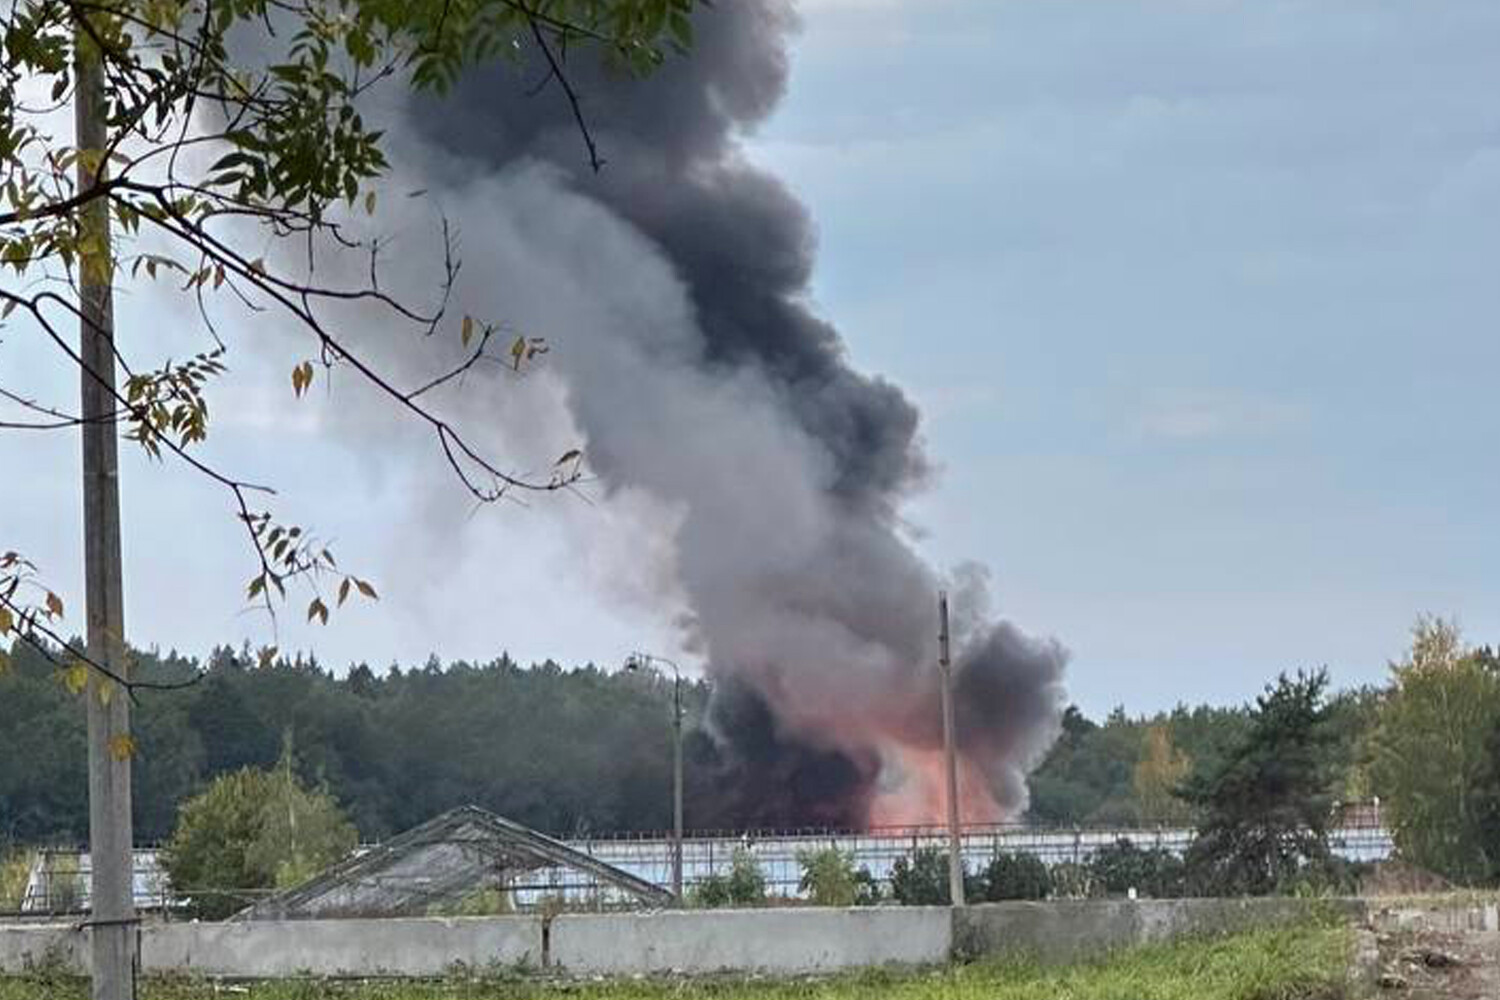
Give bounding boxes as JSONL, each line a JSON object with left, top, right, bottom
{"left": 1181, "top": 670, "right": 1338, "bottom": 895}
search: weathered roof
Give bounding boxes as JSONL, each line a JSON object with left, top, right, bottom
{"left": 235, "top": 805, "right": 672, "bottom": 920}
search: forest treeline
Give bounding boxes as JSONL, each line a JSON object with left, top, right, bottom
{"left": 0, "top": 625, "right": 1473, "bottom": 846}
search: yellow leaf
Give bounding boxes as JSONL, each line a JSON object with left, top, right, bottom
{"left": 108, "top": 734, "right": 137, "bottom": 761}
{"left": 291, "top": 361, "right": 314, "bottom": 398}
{"left": 45, "top": 591, "right": 63, "bottom": 617}
{"left": 0, "top": 650, "right": 10, "bottom": 675}
{"left": 0, "top": 607, "right": 13, "bottom": 634}
{"left": 354, "top": 579, "right": 378, "bottom": 600}
{"left": 461, "top": 315, "right": 474, "bottom": 348}
{"left": 61, "top": 662, "right": 89, "bottom": 695}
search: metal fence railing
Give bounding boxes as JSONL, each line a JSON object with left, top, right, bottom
{"left": 10, "top": 816, "right": 1396, "bottom": 915}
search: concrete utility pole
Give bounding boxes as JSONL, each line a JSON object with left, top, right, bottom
{"left": 939, "top": 591, "right": 965, "bottom": 907}
{"left": 671, "top": 675, "right": 684, "bottom": 901}
{"left": 625, "top": 652, "right": 686, "bottom": 901}
{"left": 75, "top": 21, "right": 137, "bottom": 1000}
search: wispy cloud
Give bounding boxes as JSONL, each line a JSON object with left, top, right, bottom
{"left": 1128, "top": 388, "right": 1309, "bottom": 442}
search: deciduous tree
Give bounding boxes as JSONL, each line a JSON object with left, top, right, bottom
{"left": 1370, "top": 618, "right": 1500, "bottom": 885}
{"left": 160, "top": 761, "right": 356, "bottom": 919}
{"left": 1133, "top": 724, "right": 1192, "bottom": 824}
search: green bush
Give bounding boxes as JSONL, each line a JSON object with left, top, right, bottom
{"left": 853, "top": 866, "right": 883, "bottom": 906}
{"left": 726, "top": 848, "right": 767, "bottom": 905}
{"left": 690, "top": 873, "right": 732, "bottom": 908}
{"left": 1088, "top": 838, "right": 1187, "bottom": 898}
{"left": 1, "top": 848, "right": 33, "bottom": 911}
{"left": 161, "top": 764, "right": 357, "bottom": 919}
{"left": 978, "top": 851, "right": 1051, "bottom": 900}
{"left": 797, "top": 847, "right": 859, "bottom": 906}
{"left": 432, "top": 885, "right": 514, "bottom": 916}
{"left": 1048, "top": 860, "right": 1096, "bottom": 899}
{"left": 891, "top": 847, "right": 962, "bottom": 905}
{"left": 690, "top": 849, "right": 766, "bottom": 908}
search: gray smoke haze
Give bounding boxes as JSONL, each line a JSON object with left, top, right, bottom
{"left": 375, "top": 0, "right": 1068, "bottom": 826}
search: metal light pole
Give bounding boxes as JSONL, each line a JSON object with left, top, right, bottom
{"left": 939, "top": 591, "right": 965, "bottom": 907}
{"left": 625, "top": 652, "right": 685, "bottom": 901}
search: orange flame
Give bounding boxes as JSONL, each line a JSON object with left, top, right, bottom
{"left": 868, "top": 747, "right": 1007, "bottom": 827}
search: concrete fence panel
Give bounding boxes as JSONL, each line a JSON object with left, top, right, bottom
{"left": 0, "top": 924, "right": 87, "bottom": 975}
{"left": 142, "top": 916, "right": 543, "bottom": 978}
{"left": 953, "top": 897, "right": 1366, "bottom": 964}
{"left": 551, "top": 908, "right": 953, "bottom": 975}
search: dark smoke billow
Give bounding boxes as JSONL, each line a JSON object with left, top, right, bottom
{"left": 396, "top": 0, "right": 1067, "bottom": 827}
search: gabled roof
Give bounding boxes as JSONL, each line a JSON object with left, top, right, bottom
{"left": 235, "top": 805, "right": 672, "bottom": 920}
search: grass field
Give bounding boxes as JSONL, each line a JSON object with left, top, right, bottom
{"left": 0, "top": 920, "right": 1353, "bottom": 1000}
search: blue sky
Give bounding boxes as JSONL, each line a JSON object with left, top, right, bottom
{"left": 739, "top": 0, "right": 1500, "bottom": 713}
{"left": 4, "top": 0, "right": 1498, "bottom": 717}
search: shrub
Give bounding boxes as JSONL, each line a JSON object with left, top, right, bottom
{"left": 691, "top": 848, "right": 766, "bottom": 908}
{"left": 1282, "top": 856, "right": 1372, "bottom": 898}
{"left": 1088, "top": 838, "right": 1187, "bottom": 898}
{"left": 978, "top": 851, "right": 1051, "bottom": 901}
{"left": 798, "top": 847, "right": 859, "bottom": 906}
{"left": 1, "top": 849, "right": 34, "bottom": 911}
{"left": 853, "top": 866, "right": 884, "bottom": 906}
{"left": 891, "top": 847, "right": 962, "bottom": 906}
{"left": 1048, "top": 860, "right": 1096, "bottom": 899}
{"left": 690, "top": 873, "right": 732, "bottom": 908}
{"left": 161, "top": 765, "right": 357, "bottom": 919}
{"left": 726, "top": 848, "right": 767, "bottom": 905}
{"left": 433, "top": 885, "right": 514, "bottom": 916}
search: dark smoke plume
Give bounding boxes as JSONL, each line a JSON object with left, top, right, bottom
{"left": 391, "top": 0, "right": 1067, "bottom": 827}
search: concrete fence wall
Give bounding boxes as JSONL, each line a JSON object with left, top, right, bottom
{"left": 550, "top": 908, "right": 952, "bottom": 974}
{"left": 953, "top": 897, "right": 1365, "bottom": 964}
{"left": 0, "top": 898, "right": 1355, "bottom": 979}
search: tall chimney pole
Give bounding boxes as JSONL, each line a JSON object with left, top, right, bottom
{"left": 939, "top": 591, "right": 965, "bottom": 907}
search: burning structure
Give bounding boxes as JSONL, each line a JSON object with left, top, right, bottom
{"left": 349, "top": 1, "right": 1069, "bottom": 829}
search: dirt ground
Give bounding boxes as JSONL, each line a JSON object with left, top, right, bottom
{"left": 1374, "top": 928, "right": 1500, "bottom": 1000}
